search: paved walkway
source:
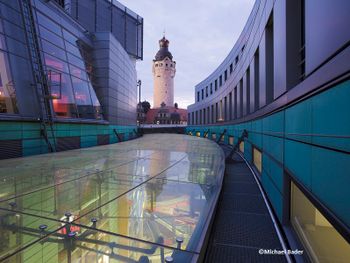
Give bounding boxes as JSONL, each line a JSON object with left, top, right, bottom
{"left": 205, "top": 152, "right": 288, "bottom": 263}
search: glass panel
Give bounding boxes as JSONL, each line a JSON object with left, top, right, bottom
{"left": 1, "top": 173, "right": 147, "bottom": 220}
{"left": 44, "top": 53, "right": 69, "bottom": 73}
{"left": 71, "top": 77, "right": 94, "bottom": 119}
{"left": 37, "top": 12, "right": 62, "bottom": 35}
{"left": 253, "top": 147, "right": 262, "bottom": 173}
{"left": 69, "top": 64, "right": 87, "bottom": 80}
{"left": 48, "top": 72, "right": 78, "bottom": 118}
{"left": 38, "top": 26, "right": 64, "bottom": 47}
{"left": 77, "top": 178, "right": 217, "bottom": 253}
{"left": 0, "top": 212, "right": 62, "bottom": 260}
{"left": 87, "top": 82, "right": 102, "bottom": 119}
{"left": 67, "top": 53, "right": 85, "bottom": 69}
{"left": 41, "top": 39, "right": 66, "bottom": 59}
{"left": 290, "top": 183, "right": 350, "bottom": 263}
{"left": 2, "top": 224, "right": 196, "bottom": 263}
{"left": 0, "top": 51, "right": 18, "bottom": 114}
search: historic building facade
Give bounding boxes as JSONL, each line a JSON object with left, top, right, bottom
{"left": 152, "top": 36, "right": 176, "bottom": 108}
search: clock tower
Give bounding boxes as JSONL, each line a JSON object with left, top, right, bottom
{"left": 152, "top": 35, "right": 176, "bottom": 108}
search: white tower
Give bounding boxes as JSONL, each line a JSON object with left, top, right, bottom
{"left": 152, "top": 36, "right": 176, "bottom": 108}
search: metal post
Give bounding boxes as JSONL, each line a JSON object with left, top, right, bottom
{"left": 165, "top": 256, "right": 173, "bottom": 263}
{"left": 176, "top": 236, "right": 184, "bottom": 249}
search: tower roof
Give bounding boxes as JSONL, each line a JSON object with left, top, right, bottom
{"left": 154, "top": 36, "right": 173, "bottom": 61}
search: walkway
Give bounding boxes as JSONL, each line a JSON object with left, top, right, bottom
{"left": 205, "top": 150, "right": 288, "bottom": 263}
{"left": 0, "top": 134, "right": 225, "bottom": 263}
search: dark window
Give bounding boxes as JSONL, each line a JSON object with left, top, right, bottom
{"left": 215, "top": 79, "right": 218, "bottom": 91}
{"left": 235, "top": 56, "right": 239, "bottom": 65}
{"left": 224, "top": 70, "right": 227, "bottom": 81}
{"left": 266, "top": 14, "right": 274, "bottom": 103}
{"left": 219, "top": 75, "right": 222, "bottom": 86}
{"left": 230, "top": 63, "right": 233, "bottom": 73}
{"left": 229, "top": 92, "right": 232, "bottom": 120}
{"left": 197, "top": 91, "right": 200, "bottom": 102}
{"left": 206, "top": 86, "right": 208, "bottom": 97}
{"left": 201, "top": 89, "right": 204, "bottom": 100}
{"left": 210, "top": 83, "right": 213, "bottom": 94}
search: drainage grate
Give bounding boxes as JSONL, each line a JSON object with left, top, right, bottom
{"left": 220, "top": 193, "right": 269, "bottom": 215}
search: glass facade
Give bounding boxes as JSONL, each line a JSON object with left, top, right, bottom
{"left": 0, "top": 50, "right": 18, "bottom": 114}
{"left": 291, "top": 182, "right": 350, "bottom": 262}
{"left": 36, "top": 11, "right": 102, "bottom": 120}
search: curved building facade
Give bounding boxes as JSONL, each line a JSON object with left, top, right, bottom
{"left": 187, "top": 0, "right": 350, "bottom": 261}
{"left": 0, "top": 0, "right": 143, "bottom": 158}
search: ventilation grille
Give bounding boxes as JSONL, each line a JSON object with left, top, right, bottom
{"left": 97, "top": 134, "right": 109, "bottom": 145}
{"left": 0, "top": 140, "right": 22, "bottom": 159}
{"left": 56, "top": 136, "right": 81, "bottom": 152}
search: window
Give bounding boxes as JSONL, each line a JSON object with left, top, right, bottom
{"left": 253, "top": 147, "right": 262, "bottom": 173}
{"left": 235, "top": 55, "right": 239, "bottom": 65}
{"left": 197, "top": 91, "right": 200, "bottom": 102}
{"left": 50, "top": 72, "right": 77, "bottom": 118}
{"left": 229, "top": 136, "right": 234, "bottom": 145}
{"left": 219, "top": 75, "right": 222, "bottom": 86}
{"left": 210, "top": 83, "right": 213, "bottom": 94}
{"left": 224, "top": 70, "right": 227, "bottom": 81}
{"left": 0, "top": 51, "right": 18, "bottom": 114}
{"left": 201, "top": 89, "right": 204, "bottom": 100}
{"left": 239, "top": 141, "right": 244, "bottom": 153}
{"left": 166, "top": 63, "right": 168, "bottom": 67}
{"left": 215, "top": 79, "right": 218, "bottom": 91}
{"left": 290, "top": 182, "right": 350, "bottom": 262}
{"left": 206, "top": 86, "right": 208, "bottom": 97}
{"left": 230, "top": 63, "right": 233, "bottom": 73}
{"left": 229, "top": 92, "right": 232, "bottom": 120}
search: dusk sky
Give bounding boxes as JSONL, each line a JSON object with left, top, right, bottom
{"left": 119, "top": 0, "right": 255, "bottom": 108}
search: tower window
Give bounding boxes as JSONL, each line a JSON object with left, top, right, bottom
{"left": 166, "top": 64, "right": 168, "bottom": 67}
{"left": 170, "top": 64, "right": 173, "bottom": 67}
{"left": 155, "top": 64, "right": 158, "bottom": 67}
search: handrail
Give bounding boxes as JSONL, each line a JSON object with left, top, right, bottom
{"left": 113, "top": 129, "right": 122, "bottom": 142}
{"left": 216, "top": 129, "right": 227, "bottom": 143}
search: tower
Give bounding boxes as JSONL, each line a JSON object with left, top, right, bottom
{"left": 152, "top": 36, "right": 176, "bottom": 108}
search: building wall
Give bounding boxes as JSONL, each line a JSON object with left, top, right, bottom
{"left": 152, "top": 57, "right": 176, "bottom": 108}
{"left": 0, "top": 0, "right": 142, "bottom": 157}
{"left": 187, "top": 0, "right": 350, "bottom": 260}
{"left": 93, "top": 32, "right": 137, "bottom": 125}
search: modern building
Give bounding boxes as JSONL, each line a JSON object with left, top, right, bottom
{"left": 187, "top": 0, "right": 350, "bottom": 262}
{"left": 153, "top": 36, "right": 176, "bottom": 108}
{"left": 0, "top": 0, "right": 143, "bottom": 159}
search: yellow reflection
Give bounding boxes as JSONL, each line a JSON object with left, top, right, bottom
{"left": 291, "top": 182, "right": 350, "bottom": 262}
{"left": 239, "top": 141, "right": 244, "bottom": 153}
{"left": 253, "top": 148, "right": 262, "bottom": 173}
{"left": 229, "top": 136, "right": 234, "bottom": 145}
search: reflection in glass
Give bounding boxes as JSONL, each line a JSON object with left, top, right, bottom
{"left": 291, "top": 182, "right": 350, "bottom": 262}
{"left": 72, "top": 76, "right": 94, "bottom": 119}
{"left": 0, "top": 51, "right": 18, "bottom": 114}
{"left": 49, "top": 72, "right": 78, "bottom": 118}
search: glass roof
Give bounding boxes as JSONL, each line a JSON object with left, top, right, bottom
{"left": 0, "top": 134, "right": 225, "bottom": 262}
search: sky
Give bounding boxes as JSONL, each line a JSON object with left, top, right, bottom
{"left": 119, "top": 0, "right": 255, "bottom": 109}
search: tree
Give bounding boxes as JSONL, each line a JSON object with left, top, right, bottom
{"left": 141, "top": 100, "right": 151, "bottom": 113}
{"left": 174, "top": 102, "right": 178, "bottom": 109}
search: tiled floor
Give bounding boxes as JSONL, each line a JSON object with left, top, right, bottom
{"left": 0, "top": 134, "right": 225, "bottom": 263}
